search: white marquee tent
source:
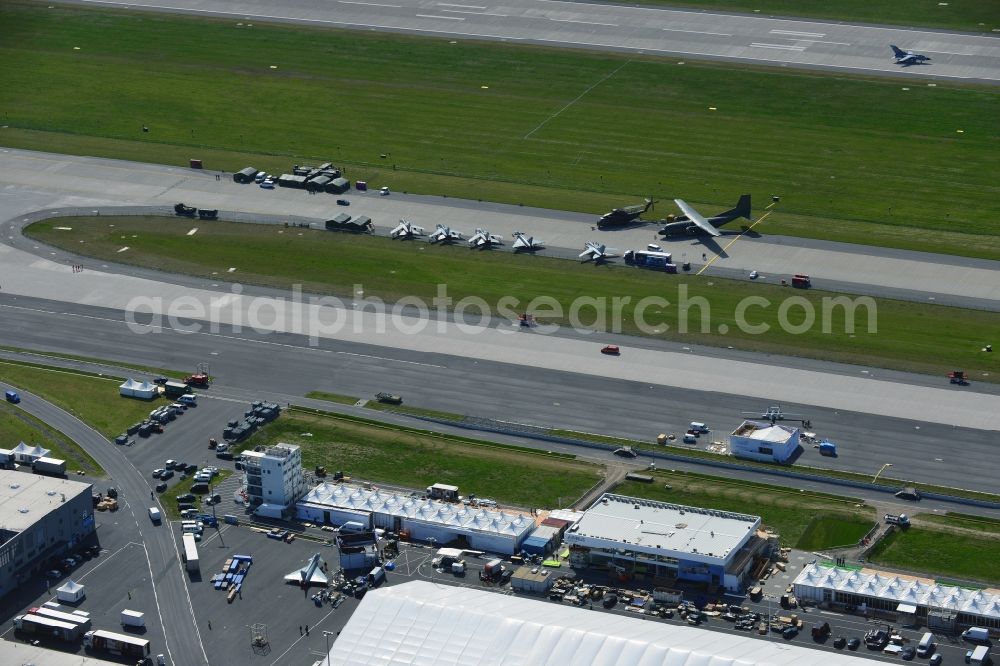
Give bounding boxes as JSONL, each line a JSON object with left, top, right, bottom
{"left": 56, "top": 579, "right": 86, "bottom": 603}
{"left": 325, "top": 580, "right": 878, "bottom": 665}
{"left": 119, "top": 378, "right": 157, "bottom": 400}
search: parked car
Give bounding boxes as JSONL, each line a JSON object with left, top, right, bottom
{"left": 833, "top": 636, "right": 847, "bottom": 649}
{"left": 379, "top": 186, "right": 390, "bottom": 195}
{"left": 901, "top": 646, "right": 916, "bottom": 661}
{"left": 749, "top": 270, "right": 759, "bottom": 279}
{"left": 165, "top": 460, "right": 177, "bottom": 469}
{"left": 847, "top": 637, "right": 861, "bottom": 651}
{"left": 155, "top": 482, "right": 168, "bottom": 493}
{"left": 152, "top": 469, "right": 165, "bottom": 479}
{"left": 176, "top": 493, "right": 196, "bottom": 504}
{"left": 159, "top": 470, "right": 174, "bottom": 480}
{"left": 152, "top": 377, "right": 169, "bottom": 385}
{"left": 600, "top": 345, "right": 620, "bottom": 355}
{"left": 929, "top": 654, "right": 942, "bottom": 666}
{"left": 336, "top": 199, "right": 350, "bottom": 206}
{"left": 613, "top": 447, "right": 637, "bottom": 458}
{"left": 260, "top": 178, "right": 275, "bottom": 189}
{"left": 602, "top": 594, "right": 618, "bottom": 608}
{"left": 375, "top": 392, "right": 403, "bottom": 404}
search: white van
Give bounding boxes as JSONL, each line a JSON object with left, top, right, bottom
{"left": 917, "top": 632, "right": 935, "bottom": 657}
{"left": 689, "top": 422, "right": 708, "bottom": 433}
{"left": 339, "top": 521, "right": 367, "bottom": 534}
{"left": 178, "top": 394, "right": 197, "bottom": 406}
{"left": 963, "top": 627, "right": 991, "bottom": 643}
{"left": 148, "top": 507, "right": 162, "bottom": 524}
{"left": 181, "top": 521, "right": 203, "bottom": 535}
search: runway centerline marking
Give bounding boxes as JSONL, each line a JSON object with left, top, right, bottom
{"left": 770, "top": 29, "right": 825, "bottom": 37}
{"left": 437, "top": 2, "right": 486, "bottom": 7}
{"left": 416, "top": 13, "right": 467, "bottom": 20}
{"left": 339, "top": 0, "right": 402, "bottom": 6}
{"left": 750, "top": 43, "right": 807, "bottom": 51}
{"left": 442, "top": 8, "right": 508, "bottom": 15}
{"left": 549, "top": 18, "right": 619, "bottom": 27}
{"left": 662, "top": 28, "right": 732, "bottom": 36}
{"left": 524, "top": 59, "right": 631, "bottom": 139}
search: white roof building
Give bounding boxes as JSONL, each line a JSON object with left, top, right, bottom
{"left": 729, "top": 420, "right": 800, "bottom": 463}
{"left": 241, "top": 443, "right": 306, "bottom": 519}
{"left": 297, "top": 482, "right": 535, "bottom": 554}
{"left": 794, "top": 562, "right": 1000, "bottom": 629}
{"left": 324, "top": 580, "right": 879, "bottom": 665}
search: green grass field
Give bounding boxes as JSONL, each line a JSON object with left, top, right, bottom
{"left": 919, "top": 512, "right": 1000, "bottom": 535}
{"left": 616, "top": 472, "right": 871, "bottom": 547}
{"left": 0, "top": 345, "right": 186, "bottom": 381}
{"left": 0, "top": 360, "right": 169, "bottom": 438}
{"left": 796, "top": 515, "right": 875, "bottom": 550}
{"left": 3, "top": 2, "right": 999, "bottom": 259}
{"left": 28, "top": 216, "right": 1000, "bottom": 381}
{"left": 240, "top": 411, "right": 601, "bottom": 508}
{"left": 869, "top": 526, "right": 1000, "bottom": 584}
{"left": 0, "top": 402, "right": 103, "bottom": 476}
{"left": 644, "top": 0, "right": 1000, "bottom": 32}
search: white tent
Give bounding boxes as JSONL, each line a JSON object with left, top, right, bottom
{"left": 11, "top": 441, "right": 50, "bottom": 463}
{"left": 119, "top": 378, "right": 157, "bottom": 400}
{"left": 326, "top": 580, "right": 879, "bottom": 666}
{"left": 56, "top": 579, "right": 86, "bottom": 603}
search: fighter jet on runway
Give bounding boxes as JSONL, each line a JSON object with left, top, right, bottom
{"left": 659, "top": 195, "right": 752, "bottom": 237}
{"left": 284, "top": 553, "right": 328, "bottom": 586}
{"left": 511, "top": 231, "right": 544, "bottom": 252}
{"left": 890, "top": 45, "right": 931, "bottom": 66}
{"left": 390, "top": 219, "right": 425, "bottom": 239}
{"left": 579, "top": 241, "right": 616, "bottom": 263}
{"left": 597, "top": 198, "right": 656, "bottom": 229}
{"left": 468, "top": 228, "right": 504, "bottom": 249}
{"left": 428, "top": 224, "right": 464, "bottom": 243}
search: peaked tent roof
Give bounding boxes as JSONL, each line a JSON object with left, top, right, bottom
{"left": 325, "top": 580, "right": 879, "bottom": 666}
{"left": 57, "top": 579, "right": 84, "bottom": 593}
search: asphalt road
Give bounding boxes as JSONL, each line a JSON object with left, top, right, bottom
{"left": 2, "top": 149, "right": 999, "bottom": 308}
{"left": 69, "top": 0, "right": 1000, "bottom": 82}
{"left": 3, "top": 293, "right": 998, "bottom": 496}
{"left": 7, "top": 389, "right": 210, "bottom": 665}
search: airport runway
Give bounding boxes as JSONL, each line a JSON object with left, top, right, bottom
{"left": 2, "top": 294, "right": 998, "bottom": 494}
{"left": 71, "top": 0, "right": 1000, "bottom": 82}
{"left": 2, "top": 149, "right": 999, "bottom": 307}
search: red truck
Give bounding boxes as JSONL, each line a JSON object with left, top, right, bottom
{"left": 791, "top": 274, "right": 811, "bottom": 288}
{"left": 184, "top": 373, "right": 210, "bottom": 388}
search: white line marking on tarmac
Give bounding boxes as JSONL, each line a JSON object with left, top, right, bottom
{"left": 751, "top": 43, "right": 807, "bottom": 51}
{"left": 339, "top": 0, "right": 401, "bottom": 6}
{"left": 416, "top": 13, "right": 466, "bottom": 20}
{"left": 662, "top": 28, "right": 732, "bottom": 36}
{"left": 442, "top": 9, "right": 508, "bottom": 15}
{"left": 770, "top": 29, "right": 825, "bottom": 37}
{"left": 437, "top": 2, "right": 486, "bottom": 8}
{"left": 793, "top": 39, "right": 851, "bottom": 46}
{"left": 549, "top": 18, "right": 619, "bottom": 27}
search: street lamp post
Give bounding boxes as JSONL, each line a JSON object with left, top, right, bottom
{"left": 323, "top": 630, "right": 336, "bottom": 666}
{"left": 872, "top": 463, "right": 893, "bottom": 484}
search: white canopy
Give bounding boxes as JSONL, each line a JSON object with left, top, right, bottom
{"left": 326, "top": 580, "right": 879, "bottom": 665}
{"left": 56, "top": 579, "right": 85, "bottom": 602}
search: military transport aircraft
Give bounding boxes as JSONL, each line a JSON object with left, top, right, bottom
{"left": 597, "top": 198, "right": 656, "bottom": 229}
{"left": 659, "top": 195, "right": 752, "bottom": 237}
{"left": 390, "top": 219, "right": 425, "bottom": 239}
{"left": 890, "top": 45, "right": 931, "bottom": 66}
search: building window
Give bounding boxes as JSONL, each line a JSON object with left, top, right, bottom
{"left": 759, "top": 447, "right": 773, "bottom": 455}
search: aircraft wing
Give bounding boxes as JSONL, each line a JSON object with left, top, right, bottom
{"left": 390, "top": 223, "right": 407, "bottom": 237}
{"left": 674, "top": 199, "right": 721, "bottom": 237}
{"left": 284, "top": 568, "right": 327, "bottom": 584}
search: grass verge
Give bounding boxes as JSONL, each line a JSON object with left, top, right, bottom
{"left": 0, "top": 360, "right": 171, "bottom": 439}
{"left": 796, "top": 515, "right": 875, "bottom": 551}
{"left": 304, "top": 391, "right": 360, "bottom": 406}
{"left": 616, "top": 470, "right": 873, "bottom": 547}
{"left": 2, "top": 2, "right": 999, "bottom": 258}
{"left": 918, "top": 512, "right": 1000, "bottom": 535}
{"left": 868, "top": 526, "right": 1000, "bottom": 584}
{"left": 27, "top": 216, "right": 1000, "bottom": 382}
{"left": 237, "top": 410, "right": 601, "bottom": 508}
{"left": 0, "top": 402, "right": 103, "bottom": 476}
{"left": 305, "top": 391, "right": 466, "bottom": 421}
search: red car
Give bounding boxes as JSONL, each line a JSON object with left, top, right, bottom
{"left": 601, "top": 345, "right": 620, "bottom": 355}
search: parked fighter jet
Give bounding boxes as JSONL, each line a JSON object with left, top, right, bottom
{"left": 468, "top": 228, "right": 504, "bottom": 249}
{"left": 284, "top": 553, "right": 328, "bottom": 586}
{"left": 659, "top": 195, "right": 751, "bottom": 237}
{"left": 390, "top": 219, "right": 425, "bottom": 239}
{"left": 428, "top": 224, "right": 464, "bottom": 243}
{"left": 511, "top": 231, "right": 544, "bottom": 252}
{"left": 579, "top": 241, "right": 616, "bottom": 263}
{"left": 597, "top": 198, "right": 656, "bottom": 229}
{"left": 741, "top": 405, "right": 809, "bottom": 426}
{"left": 890, "top": 45, "right": 931, "bottom": 66}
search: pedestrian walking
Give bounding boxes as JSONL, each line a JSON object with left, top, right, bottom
{"left": 208, "top": 620, "right": 212, "bottom": 630}
{"left": 305, "top": 625, "right": 309, "bottom": 636}
{"left": 299, "top": 626, "right": 303, "bottom": 636}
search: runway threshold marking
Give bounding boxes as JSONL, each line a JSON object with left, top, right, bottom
{"left": 696, "top": 209, "right": 773, "bottom": 276}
